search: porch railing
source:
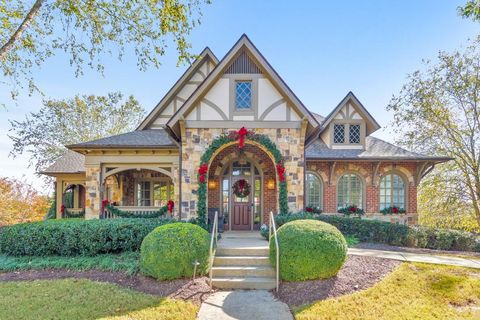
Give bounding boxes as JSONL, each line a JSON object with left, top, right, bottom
{"left": 102, "top": 206, "right": 163, "bottom": 219}
{"left": 269, "top": 211, "right": 280, "bottom": 292}
{"left": 208, "top": 210, "right": 219, "bottom": 287}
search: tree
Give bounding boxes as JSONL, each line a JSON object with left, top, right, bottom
{"left": 459, "top": 0, "right": 480, "bottom": 21}
{"left": 387, "top": 37, "right": 480, "bottom": 229}
{"left": 0, "top": 176, "right": 50, "bottom": 225}
{"left": 9, "top": 92, "right": 145, "bottom": 174}
{"left": 0, "top": 0, "right": 210, "bottom": 99}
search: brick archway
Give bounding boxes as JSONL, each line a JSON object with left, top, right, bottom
{"left": 207, "top": 143, "right": 277, "bottom": 231}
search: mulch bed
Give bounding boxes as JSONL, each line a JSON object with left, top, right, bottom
{"left": 0, "top": 270, "right": 214, "bottom": 305}
{"left": 275, "top": 255, "right": 401, "bottom": 307}
{"left": 355, "top": 242, "right": 480, "bottom": 258}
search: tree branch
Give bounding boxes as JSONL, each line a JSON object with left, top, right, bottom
{"left": 0, "top": 0, "right": 44, "bottom": 60}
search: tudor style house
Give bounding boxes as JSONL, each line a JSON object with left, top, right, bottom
{"left": 42, "top": 35, "right": 450, "bottom": 230}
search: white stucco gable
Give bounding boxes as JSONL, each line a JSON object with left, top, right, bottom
{"left": 167, "top": 34, "right": 317, "bottom": 136}
{"left": 137, "top": 48, "right": 218, "bottom": 130}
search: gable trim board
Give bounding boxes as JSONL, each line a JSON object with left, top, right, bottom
{"left": 137, "top": 47, "right": 219, "bottom": 130}
{"left": 167, "top": 34, "right": 320, "bottom": 138}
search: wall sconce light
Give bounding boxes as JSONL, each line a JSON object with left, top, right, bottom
{"left": 266, "top": 178, "right": 275, "bottom": 190}
{"left": 208, "top": 180, "right": 217, "bottom": 190}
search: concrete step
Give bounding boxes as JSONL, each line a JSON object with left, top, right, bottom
{"left": 212, "top": 266, "right": 275, "bottom": 277}
{"left": 216, "top": 247, "right": 269, "bottom": 256}
{"left": 211, "top": 276, "right": 276, "bottom": 290}
{"left": 213, "top": 256, "right": 271, "bottom": 266}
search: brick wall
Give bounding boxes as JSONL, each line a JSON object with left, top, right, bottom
{"left": 306, "top": 161, "right": 419, "bottom": 214}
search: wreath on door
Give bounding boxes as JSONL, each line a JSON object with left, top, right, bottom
{"left": 232, "top": 179, "right": 250, "bottom": 198}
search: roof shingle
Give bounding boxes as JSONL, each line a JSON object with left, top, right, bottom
{"left": 41, "top": 150, "right": 85, "bottom": 174}
{"left": 67, "top": 129, "right": 177, "bottom": 149}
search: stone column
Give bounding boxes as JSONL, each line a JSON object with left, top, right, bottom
{"left": 171, "top": 165, "right": 181, "bottom": 218}
{"left": 85, "top": 165, "right": 101, "bottom": 219}
{"left": 55, "top": 179, "right": 63, "bottom": 219}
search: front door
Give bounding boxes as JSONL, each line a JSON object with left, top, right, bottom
{"left": 231, "top": 176, "right": 252, "bottom": 230}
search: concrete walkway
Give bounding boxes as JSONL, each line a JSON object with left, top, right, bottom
{"left": 197, "top": 290, "right": 293, "bottom": 320}
{"left": 348, "top": 248, "right": 480, "bottom": 269}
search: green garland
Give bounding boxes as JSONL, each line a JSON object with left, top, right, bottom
{"left": 197, "top": 130, "right": 289, "bottom": 228}
{"left": 64, "top": 208, "right": 85, "bottom": 218}
{"left": 105, "top": 204, "right": 168, "bottom": 219}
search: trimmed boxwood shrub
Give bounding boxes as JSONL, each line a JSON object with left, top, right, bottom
{"left": 265, "top": 213, "right": 480, "bottom": 252}
{"left": 270, "top": 219, "right": 347, "bottom": 281}
{"left": 140, "top": 223, "right": 210, "bottom": 280}
{"left": 0, "top": 218, "right": 174, "bottom": 256}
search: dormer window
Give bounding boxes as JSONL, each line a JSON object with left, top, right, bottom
{"left": 235, "top": 81, "right": 252, "bottom": 109}
{"left": 333, "top": 124, "right": 345, "bottom": 143}
{"left": 349, "top": 124, "right": 361, "bottom": 144}
{"left": 333, "top": 123, "right": 362, "bottom": 145}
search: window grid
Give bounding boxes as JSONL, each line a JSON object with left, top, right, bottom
{"left": 306, "top": 173, "right": 322, "bottom": 209}
{"left": 337, "top": 174, "right": 363, "bottom": 209}
{"left": 379, "top": 173, "right": 405, "bottom": 210}
{"left": 349, "top": 124, "right": 361, "bottom": 144}
{"left": 235, "top": 81, "right": 252, "bottom": 109}
{"left": 333, "top": 124, "right": 345, "bottom": 143}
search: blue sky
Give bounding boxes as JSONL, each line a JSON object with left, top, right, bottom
{"left": 0, "top": 0, "right": 478, "bottom": 191}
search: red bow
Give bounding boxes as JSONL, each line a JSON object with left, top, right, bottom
{"left": 60, "top": 204, "right": 66, "bottom": 214}
{"left": 198, "top": 163, "right": 208, "bottom": 183}
{"left": 276, "top": 163, "right": 286, "bottom": 182}
{"left": 392, "top": 206, "right": 399, "bottom": 213}
{"left": 167, "top": 200, "right": 174, "bottom": 213}
{"left": 238, "top": 127, "right": 248, "bottom": 149}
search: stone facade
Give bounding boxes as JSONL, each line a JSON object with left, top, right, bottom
{"left": 181, "top": 127, "right": 306, "bottom": 220}
{"left": 85, "top": 165, "right": 101, "bottom": 219}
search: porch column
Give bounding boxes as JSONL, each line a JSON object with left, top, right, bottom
{"left": 172, "top": 165, "right": 181, "bottom": 218}
{"left": 85, "top": 165, "right": 102, "bottom": 219}
{"left": 55, "top": 179, "right": 63, "bottom": 219}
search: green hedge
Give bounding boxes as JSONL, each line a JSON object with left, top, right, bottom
{"left": 140, "top": 223, "right": 210, "bottom": 280}
{"left": 0, "top": 218, "right": 174, "bottom": 257}
{"left": 271, "top": 220, "right": 347, "bottom": 281}
{"left": 265, "top": 213, "right": 480, "bottom": 252}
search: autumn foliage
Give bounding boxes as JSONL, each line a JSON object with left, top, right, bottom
{"left": 0, "top": 177, "right": 49, "bottom": 226}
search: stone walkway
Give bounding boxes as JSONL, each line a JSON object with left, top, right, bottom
{"left": 197, "top": 290, "right": 293, "bottom": 320}
{"left": 348, "top": 248, "right": 480, "bottom": 269}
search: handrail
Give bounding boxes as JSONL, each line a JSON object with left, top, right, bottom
{"left": 269, "top": 211, "right": 280, "bottom": 292}
{"left": 208, "top": 210, "right": 219, "bottom": 286}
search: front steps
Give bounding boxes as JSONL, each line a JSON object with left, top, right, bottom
{"left": 211, "top": 232, "right": 276, "bottom": 290}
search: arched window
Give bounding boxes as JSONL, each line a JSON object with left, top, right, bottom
{"left": 306, "top": 172, "right": 322, "bottom": 209}
{"left": 379, "top": 173, "right": 406, "bottom": 210}
{"left": 337, "top": 174, "right": 363, "bottom": 209}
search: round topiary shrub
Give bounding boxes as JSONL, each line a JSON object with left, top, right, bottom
{"left": 140, "top": 223, "right": 210, "bottom": 280}
{"left": 270, "top": 219, "right": 347, "bottom": 281}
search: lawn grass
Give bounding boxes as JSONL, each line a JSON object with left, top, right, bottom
{"left": 295, "top": 263, "right": 480, "bottom": 320}
{"left": 0, "top": 252, "right": 139, "bottom": 275}
{"left": 0, "top": 279, "right": 198, "bottom": 320}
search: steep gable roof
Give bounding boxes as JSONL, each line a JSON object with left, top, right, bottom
{"left": 167, "top": 34, "right": 319, "bottom": 135}
{"left": 137, "top": 47, "right": 219, "bottom": 130}
{"left": 320, "top": 91, "right": 381, "bottom": 135}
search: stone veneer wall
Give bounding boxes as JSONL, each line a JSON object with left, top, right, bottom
{"left": 181, "top": 128, "right": 305, "bottom": 220}
{"left": 85, "top": 165, "right": 101, "bottom": 219}
{"left": 306, "top": 161, "right": 419, "bottom": 224}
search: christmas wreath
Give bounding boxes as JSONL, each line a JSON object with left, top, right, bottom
{"left": 232, "top": 179, "right": 250, "bottom": 198}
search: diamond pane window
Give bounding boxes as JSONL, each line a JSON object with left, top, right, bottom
{"left": 349, "top": 124, "right": 361, "bottom": 144}
{"left": 333, "top": 124, "right": 345, "bottom": 143}
{"left": 235, "top": 81, "right": 252, "bottom": 109}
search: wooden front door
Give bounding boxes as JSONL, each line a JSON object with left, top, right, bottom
{"left": 231, "top": 177, "right": 252, "bottom": 230}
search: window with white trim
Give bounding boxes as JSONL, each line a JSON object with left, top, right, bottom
{"left": 349, "top": 124, "right": 361, "bottom": 144}
{"left": 333, "top": 124, "right": 345, "bottom": 143}
{"left": 379, "top": 173, "right": 406, "bottom": 210}
{"left": 235, "top": 81, "right": 252, "bottom": 109}
{"left": 306, "top": 172, "right": 322, "bottom": 209}
{"left": 333, "top": 123, "right": 362, "bottom": 144}
{"left": 136, "top": 180, "right": 173, "bottom": 207}
{"left": 337, "top": 174, "right": 363, "bottom": 209}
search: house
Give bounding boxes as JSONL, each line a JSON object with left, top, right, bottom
{"left": 41, "top": 34, "right": 450, "bottom": 230}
